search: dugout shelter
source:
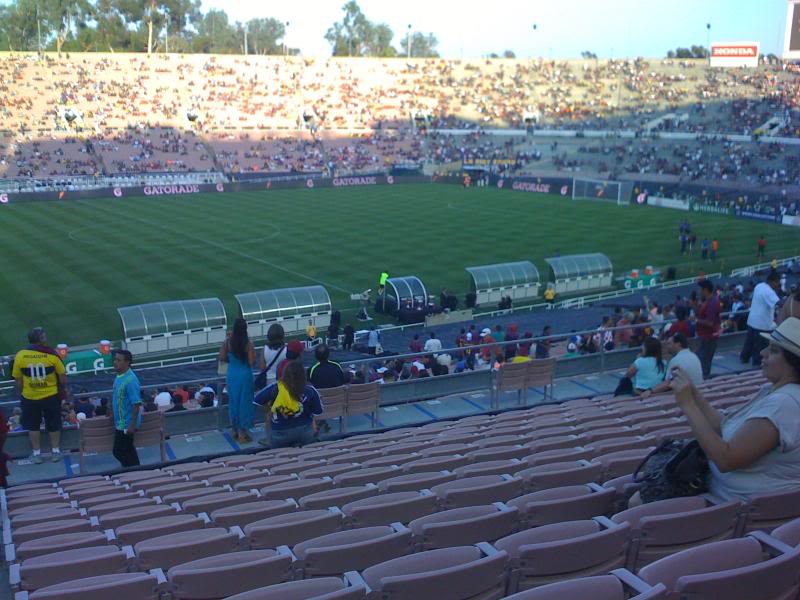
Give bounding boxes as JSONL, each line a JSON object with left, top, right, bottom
{"left": 118, "top": 298, "right": 227, "bottom": 355}
{"left": 380, "top": 276, "right": 428, "bottom": 314}
{"left": 235, "top": 285, "right": 332, "bottom": 338}
{"left": 465, "top": 261, "right": 541, "bottom": 306}
{"left": 545, "top": 253, "right": 613, "bottom": 294}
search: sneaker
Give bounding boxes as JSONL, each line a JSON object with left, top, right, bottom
{"left": 32, "top": 454, "right": 43, "bottom": 464}
{"left": 239, "top": 432, "right": 252, "bottom": 443}
{"left": 51, "top": 452, "right": 62, "bottom": 463}
{"left": 257, "top": 438, "right": 270, "bottom": 447}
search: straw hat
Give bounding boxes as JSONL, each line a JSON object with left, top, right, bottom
{"left": 760, "top": 317, "right": 800, "bottom": 358}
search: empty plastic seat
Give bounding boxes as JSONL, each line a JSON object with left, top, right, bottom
{"left": 98, "top": 504, "right": 178, "bottom": 529}
{"left": 342, "top": 491, "right": 437, "bottom": 527}
{"left": 126, "top": 476, "right": 183, "bottom": 492}
{"left": 8, "top": 493, "right": 68, "bottom": 511}
{"left": 268, "top": 460, "right": 327, "bottom": 476}
{"left": 209, "top": 499, "right": 298, "bottom": 528}
{"left": 142, "top": 480, "right": 208, "bottom": 498}
{"left": 612, "top": 496, "right": 741, "bottom": 569}
{"left": 134, "top": 527, "right": 240, "bottom": 570}
{"left": 506, "top": 484, "right": 615, "bottom": 527}
{"left": 361, "top": 454, "right": 420, "bottom": 469}
{"left": 495, "top": 517, "right": 631, "bottom": 593}
{"left": 586, "top": 437, "right": 656, "bottom": 457}
{"left": 292, "top": 524, "right": 412, "bottom": 577}
{"left": 378, "top": 471, "right": 457, "bottom": 493}
{"left": 167, "top": 463, "right": 215, "bottom": 476}
{"left": 637, "top": 534, "right": 800, "bottom": 600}
{"left": 402, "top": 455, "right": 470, "bottom": 474}
{"left": 19, "top": 572, "right": 160, "bottom": 600}
{"left": 299, "top": 463, "right": 362, "bottom": 480}
{"left": 519, "top": 447, "right": 594, "bottom": 468}
{"left": 334, "top": 466, "right": 402, "bottom": 487}
{"left": 75, "top": 490, "right": 144, "bottom": 509}
{"left": 464, "top": 445, "right": 530, "bottom": 462}
{"left": 244, "top": 509, "right": 343, "bottom": 549}
{"left": 259, "top": 478, "right": 334, "bottom": 501}
{"left": 516, "top": 460, "right": 603, "bottom": 493}
{"left": 739, "top": 488, "right": 800, "bottom": 534}
{"left": 11, "top": 546, "right": 130, "bottom": 592}
{"left": 453, "top": 459, "right": 522, "bottom": 478}
{"left": 356, "top": 545, "right": 508, "bottom": 600}
{"left": 419, "top": 443, "right": 478, "bottom": 458}
{"left": 113, "top": 470, "right": 165, "bottom": 485}
{"left": 772, "top": 517, "right": 800, "bottom": 547}
{"left": 187, "top": 465, "right": 244, "bottom": 482}
{"left": 10, "top": 518, "right": 95, "bottom": 544}
{"left": 232, "top": 474, "right": 297, "bottom": 492}
{"left": 9, "top": 502, "right": 72, "bottom": 518}
{"left": 181, "top": 490, "right": 259, "bottom": 514}
{"left": 161, "top": 486, "right": 228, "bottom": 505}
{"left": 12, "top": 530, "right": 110, "bottom": 561}
{"left": 298, "top": 485, "right": 380, "bottom": 510}
{"left": 205, "top": 470, "right": 264, "bottom": 488}
{"left": 224, "top": 577, "right": 365, "bottom": 600}
{"left": 115, "top": 514, "right": 207, "bottom": 546}
{"left": 409, "top": 504, "right": 518, "bottom": 550}
{"left": 431, "top": 475, "right": 524, "bottom": 508}
{"left": 592, "top": 447, "right": 655, "bottom": 481}
{"left": 503, "top": 570, "right": 667, "bottom": 599}
{"left": 86, "top": 496, "right": 157, "bottom": 517}
{"left": 163, "top": 548, "right": 293, "bottom": 599}
{"left": 525, "top": 435, "right": 586, "bottom": 454}
{"left": 10, "top": 507, "right": 82, "bottom": 529}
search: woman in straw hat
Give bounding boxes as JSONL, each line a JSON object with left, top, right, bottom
{"left": 670, "top": 317, "right": 800, "bottom": 502}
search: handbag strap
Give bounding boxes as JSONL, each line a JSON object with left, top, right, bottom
{"left": 263, "top": 345, "right": 285, "bottom": 374}
{"left": 632, "top": 438, "right": 674, "bottom": 482}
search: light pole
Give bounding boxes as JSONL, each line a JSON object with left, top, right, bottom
{"left": 531, "top": 23, "right": 537, "bottom": 59}
{"left": 706, "top": 23, "right": 711, "bottom": 63}
{"left": 284, "top": 21, "right": 290, "bottom": 57}
{"left": 406, "top": 24, "right": 412, "bottom": 59}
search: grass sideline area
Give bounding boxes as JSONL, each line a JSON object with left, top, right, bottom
{"left": 0, "top": 183, "right": 797, "bottom": 356}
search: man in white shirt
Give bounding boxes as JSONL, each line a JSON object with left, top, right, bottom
{"left": 644, "top": 333, "right": 704, "bottom": 398}
{"left": 423, "top": 332, "right": 442, "bottom": 355}
{"left": 740, "top": 271, "right": 781, "bottom": 366}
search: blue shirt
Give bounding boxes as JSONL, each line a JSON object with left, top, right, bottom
{"left": 633, "top": 356, "right": 666, "bottom": 391}
{"left": 112, "top": 369, "right": 142, "bottom": 431}
{"left": 254, "top": 383, "right": 323, "bottom": 430}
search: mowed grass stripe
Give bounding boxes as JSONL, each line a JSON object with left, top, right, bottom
{"left": 1, "top": 184, "right": 798, "bottom": 354}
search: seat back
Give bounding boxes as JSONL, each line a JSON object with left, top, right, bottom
{"left": 319, "top": 386, "right": 348, "bottom": 422}
{"left": 134, "top": 412, "right": 166, "bottom": 459}
{"left": 19, "top": 546, "right": 128, "bottom": 592}
{"left": 78, "top": 417, "right": 115, "bottom": 454}
{"left": 496, "top": 362, "right": 528, "bottom": 393}
{"left": 223, "top": 577, "right": 365, "bottom": 600}
{"left": 743, "top": 489, "right": 800, "bottom": 534}
{"left": 527, "top": 358, "right": 556, "bottom": 387}
{"left": 27, "top": 573, "right": 160, "bottom": 600}
{"left": 346, "top": 383, "right": 380, "bottom": 421}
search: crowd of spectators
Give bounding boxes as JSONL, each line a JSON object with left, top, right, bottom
{"left": 1, "top": 53, "right": 798, "bottom": 180}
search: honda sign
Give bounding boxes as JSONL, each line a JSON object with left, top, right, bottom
{"left": 710, "top": 42, "right": 760, "bottom": 67}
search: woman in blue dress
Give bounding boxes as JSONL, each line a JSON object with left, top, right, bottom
{"left": 218, "top": 317, "right": 256, "bottom": 442}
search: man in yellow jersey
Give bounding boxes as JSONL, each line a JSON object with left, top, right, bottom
{"left": 12, "top": 328, "right": 67, "bottom": 463}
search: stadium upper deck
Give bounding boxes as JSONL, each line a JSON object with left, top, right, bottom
{"left": 0, "top": 53, "right": 798, "bottom": 180}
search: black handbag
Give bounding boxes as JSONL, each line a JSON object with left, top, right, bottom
{"left": 633, "top": 438, "right": 709, "bottom": 503}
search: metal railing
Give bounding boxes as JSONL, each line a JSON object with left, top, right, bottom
{"left": 730, "top": 255, "right": 800, "bottom": 278}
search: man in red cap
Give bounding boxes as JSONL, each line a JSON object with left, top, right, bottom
{"left": 276, "top": 340, "right": 306, "bottom": 380}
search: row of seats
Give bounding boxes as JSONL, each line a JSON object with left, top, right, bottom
{"left": 5, "top": 369, "right": 792, "bottom": 599}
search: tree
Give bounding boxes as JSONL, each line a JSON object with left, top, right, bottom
{"left": 0, "top": 0, "right": 44, "bottom": 51}
{"left": 246, "top": 17, "right": 289, "bottom": 55}
{"left": 580, "top": 50, "right": 597, "bottom": 60}
{"left": 44, "top": 0, "right": 92, "bottom": 56}
{"left": 192, "top": 8, "right": 237, "bottom": 53}
{"left": 666, "top": 45, "right": 708, "bottom": 59}
{"left": 324, "top": 1, "right": 395, "bottom": 57}
{"left": 399, "top": 31, "right": 438, "bottom": 58}
{"left": 503, "top": 49, "right": 516, "bottom": 59}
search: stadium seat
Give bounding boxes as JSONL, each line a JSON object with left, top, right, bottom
{"left": 113, "top": 514, "right": 207, "bottom": 546}
{"left": 244, "top": 509, "right": 344, "bottom": 549}
{"left": 738, "top": 488, "right": 800, "bottom": 534}
{"left": 507, "top": 484, "right": 616, "bottom": 528}
{"left": 223, "top": 576, "right": 366, "bottom": 600}
{"left": 10, "top": 546, "right": 131, "bottom": 592}
{"left": 15, "top": 572, "right": 161, "bottom": 600}
{"left": 494, "top": 517, "right": 631, "bottom": 593}
{"left": 503, "top": 570, "right": 667, "bottom": 599}
{"left": 353, "top": 544, "right": 508, "bottom": 600}
{"left": 133, "top": 527, "right": 241, "bottom": 570}
{"left": 408, "top": 503, "right": 519, "bottom": 550}
{"left": 516, "top": 460, "right": 603, "bottom": 493}
{"left": 430, "top": 475, "right": 524, "bottom": 508}
{"left": 342, "top": 491, "right": 437, "bottom": 527}
{"left": 637, "top": 534, "right": 800, "bottom": 600}
{"left": 291, "top": 524, "right": 413, "bottom": 577}
{"left": 611, "top": 496, "right": 741, "bottom": 569}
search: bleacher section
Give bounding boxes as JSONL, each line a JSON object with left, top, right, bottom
{"left": 1, "top": 53, "right": 798, "bottom": 181}
{"left": 4, "top": 370, "right": 800, "bottom": 599}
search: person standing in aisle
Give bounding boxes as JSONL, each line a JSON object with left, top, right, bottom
{"left": 219, "top": 317, "right": 256, "bottom": 443}
{"left": 110, "top": 350, "right": 142, "bottom": 468}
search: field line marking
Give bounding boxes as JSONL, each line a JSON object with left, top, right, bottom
{"left": 88, "top": 203, "right": 350, "bottom": 293}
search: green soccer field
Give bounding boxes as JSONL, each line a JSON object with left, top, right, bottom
{"left": 0, "top": 184, "right": 797, "bottom": 356}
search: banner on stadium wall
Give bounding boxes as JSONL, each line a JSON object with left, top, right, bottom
{"left": 710, "top": 42, "right": 760, "bottom": 68}
{"left": 0, "top": 175, "right": 427, "bottom": 204}
{"left": 690, "top": 202, "right": 732, "bottom": 215}
{"left": 496, "top": 176, "right": 572, "bottom": 197}
{"left": 782, "top": 215, "right": 800, "bottom": 227}
{"left": 646, "top": 196, "right": 690, "bottom": 211}
{"left": 735, "top": 207, "right": 780, "bottom": 222}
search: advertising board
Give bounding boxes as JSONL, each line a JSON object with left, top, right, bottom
{"left": 710, "top": 42, "right": 760, "bottom": 67}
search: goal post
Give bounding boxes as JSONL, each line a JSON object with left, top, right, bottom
{"left": 572, "top": 178, "right": 633, "bottom": 206}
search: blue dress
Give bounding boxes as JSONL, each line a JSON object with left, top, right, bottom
{"left": 226, "top": 351, "right": 254, "bottom": 430}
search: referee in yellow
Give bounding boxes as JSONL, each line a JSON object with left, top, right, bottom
{"left": 12, "top": 327, "right": 67, "bottom": 463}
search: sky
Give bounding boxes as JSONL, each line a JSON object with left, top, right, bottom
{"left": 202, "top": 0, "right": 792, "bottom": 59}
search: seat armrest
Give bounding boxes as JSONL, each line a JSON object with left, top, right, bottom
{"left": 149, "top": 568, "right": 167, "bottom": 585}
{"left": 587, "top": 482, "right": 606, "bottom": 493}
{"left": 610, "top": 568, "right": 658, "bottom": 594}
{"left": 9, "top": 563, "right": 20, "bottom": 586}
{"left": 123, "top": 545, "right": 136, "bottom": 559}
{"left": 105, "top": 529, "right": 116, "bottom": 542}
{"left": 475, "top": 542, "right": 500, "bottom": 556}
{"left": 276, "top": 545, "right": 297, "bottom": 561}
{"left": 230, "top": 526, "right": 245, "bottom": 539}
{"left": 344, "top": 571, "right": 371, "bottom": 593}
{"left": 390, "top": 522, "right": 411, "bottom": 534}
{"left": 198, "top": 512, "right": 211, "bottom": 524}
{"left": 748, "top": 531, "right": 796, "bottom": 556}
{"left": 5, "top": 543, "right": 16, "bottom": 562}
{"left": 593, "top": 515, "right": 617, "bottom": 529}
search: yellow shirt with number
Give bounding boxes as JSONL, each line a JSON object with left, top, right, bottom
{"left": 12, "top": 348, "right": 65, "bottom": 400}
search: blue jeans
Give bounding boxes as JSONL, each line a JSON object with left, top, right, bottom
{"left": 270, "top": 424, "right": 315, "bottom": 449}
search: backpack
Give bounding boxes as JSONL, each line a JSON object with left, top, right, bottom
{"left": 271, "top": 381, "right": 302, "bottom": 418}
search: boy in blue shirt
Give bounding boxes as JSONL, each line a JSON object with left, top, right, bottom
{"left": 110, "top": 350, "right": 142, "bottom": 467}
